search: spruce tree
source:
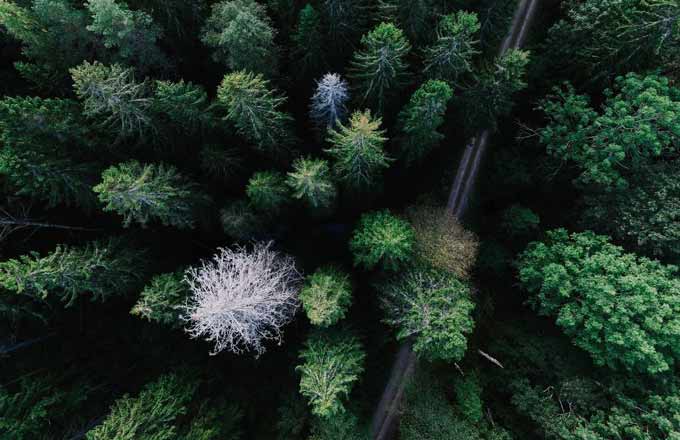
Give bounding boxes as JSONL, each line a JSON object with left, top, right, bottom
{"left": 349, "top": 210, "right": 414, "bottom": 271}
{"left": 292, "top": 4, "right": 324, "bottom": 76}
{"left": 286, "top": 158, "right": 337, "bottom": 211}
{"left": 423, "top": 11, "right": 480, "bottom": 83}
{"left": 216, "top": 71, "right": 294, "bottom": 153}
{"left": 396, "top": 80, "right": 453, "bottom": 165}
{"left": 131, "top": 270, "right": 189, "bottom": 328}
{"left": 299, "top": 266, "right": 352, "bottom": 327}
{"left": 94, "top": 160, "right": 207, "bottom": 229}
{"left": 201, "top": 0, "right": 278, "bottom": 76}
{"left": 150, "top": 80, "right": 212, "bottom": 135}
{"left": 245, "top": 171, "right": 290, "bottom": 214}
{"left": 0, "top": 238, "right": 146, "bottom": 307}
{"left": 349, "top": 22, "right": 411, "bottom": 113}
{"left": 310, "top": 73, "right": 350, "bottom": 130}
{"left": 325, "top": 110, "right": 390, "bottom": 191}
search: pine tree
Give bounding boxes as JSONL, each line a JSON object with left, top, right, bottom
{"left": 216, "top": 71, "right": 294, "bottom": 153}
{"left": 299, "top": 266, "right": 352, "bottom": 327}
{"left": 246, "top": 171, "right": 290, "bottom": 214}
{"left": 0, "top": 96, "right": 98, "bottom": 209}
{"left": 310, "top": 73, "right": 350, "bottom": 130}
{"left": 286, "top": 158, "right": 337, "bottom": 210}
{"left": 349, "top": 210, "right": 414, "bottom": 271}
{"left": 423, "top": 11, "right": 480, "bottom": 83}
{"left": 297, "top": 330, "right": 366, "bottom": 418}
{"left": 396, "top": 80, "right": 453, "bottom": 165}
{"left": 349, "top": 22, "right": 411, "bottom": 113}
{"left": 0, "top": 237, "right": 146, "bottom": 307}
{"left": 325, "top": 110, "right": 390, "bottom": 191}
{"left": 85, "top": 0, "right": 168, "bottom": 74}
{"left": 131, "top": 270, "right": 189, "bottom": 328}
{"left": 71, "top": 61, "right": 153, "bottom": 138}
{"left": 201, "top": 0, "right": 278, "bottom": 76}
{"left": 150, "top": 80, "right": 212, "bottom": 135}
{"left": 94, "top": 160, "right": 207, "bottom": 229}
{"left": 292, "top": 4, "right": 324, "bottom": 76}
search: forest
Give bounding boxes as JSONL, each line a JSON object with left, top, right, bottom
{"left": 0, "top": 0, "right": 679, "bottom": 438}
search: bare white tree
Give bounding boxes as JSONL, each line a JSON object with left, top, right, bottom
{"left": 310, "top": 73, "right": 349, "bottom": 129}
{"left": 183, "top": 242, "right": 301, "bottom": 356}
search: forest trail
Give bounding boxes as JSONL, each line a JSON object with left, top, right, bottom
{"left": 370, "top": 1, "right": 540, "bottom": 438}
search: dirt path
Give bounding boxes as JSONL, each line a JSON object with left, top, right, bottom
{"left": 369, "top": 1, "right": 539, "bottom": 438}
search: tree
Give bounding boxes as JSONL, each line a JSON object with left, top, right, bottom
{"left": 0, "top": 237, "right": 146, "bottom": 307}
{"left": 406, "top": 206, "right": 478, "bottom": 279}
{"left": 131, "top": 270, "right": 189, "bottom": 328}
{"left": 378, "top": 266, "right": 475, "bottom": 362}
{"left": 385, "top": 0, "right": 439, "bottom": 45}
{"left": 308, "top": 409, "right": 369, "bottom": 440}
{"left": 94, "top": 160, "right": 206, "bottom": 229}
{"left": 501, "top": 204, "right": 540, "bottom": 238}
{"left": 349, "top": 22, "right": 411, "bottom": 112}
{"left": 150, "top": 80, "right": 212, "bottom": 136}
{"left": 201, "top": 0, "right": 277, "bottom": 76}
{"left": 70, "top": 61, "right": 153, "bottom": 138}
{"left": 183, "top": 242, "right": 301, "bottom": 356}
{"left": 85, "top": 0, "right": 168, "bottom": 74}
{"left": 0, "top": 0, "right": 95, "bottom": 91}
{"left": 517, "top": 228, "right": 680, "bottom": 374}
{"left": 0, "top": 96, "right": 98, "bottom": 209}
{"left": 297, "top": 331, "right": 365, "bottom": 418}
{"left": 216, "top": 71, "right": 294, "bottom": 153}
{"left": 300, "top": 266, "right": 352, "bottom": 327}
{"left": 349, "top": 210, "right": 414, "bottom": 271}
{"left": 310, "top": 73, "right": 350, "bottom": 130}
{"left": 245, "top": 171, "right": 290, "bottom": 214}
{"left": 423, "top": 11, "right": 480, "bottom": 83}
{"left": 396, "top": 80, "right": 453, "bottom": 165}
{"left": 220, "top": 200, "right": 264, "bottom": 240}
{"left": 545, "top": 0, "right": 680, "bottom": 80}
{"left": 292, "top": 4, "right": 324, "bottom": 76}
{"left": 86, "top": 373, "right": 196, "bottom": 440}
{"left": 199, "top": 144, "right": 243, "bottom": 182}
{"left": 539, "top": 73, "right": 680, "bottom": 189}
{"left": 325, "top": 110, "right": 390, "bottom": 191}
{"left": 286, "top": 158, "right": 337, "bottom": 210}
{"left": 320, "top": 0, "right": 367, "bottom": 54}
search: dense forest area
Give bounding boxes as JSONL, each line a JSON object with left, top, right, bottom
{"left": 0, "top": 0, "right": 679, "bottom": 438}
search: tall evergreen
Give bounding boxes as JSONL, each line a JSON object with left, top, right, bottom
{"left": 292, "top": 4, "right": 325, "bottom": 77}
{"left": 423, "top": 11, "right": 480, "bottom": 83}
{"left": 286, "top": 158, "right": 337, "bottom": 211}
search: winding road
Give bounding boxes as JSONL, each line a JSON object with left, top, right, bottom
{"left": 370, "top": 1, "right": 540, "bottom": 438}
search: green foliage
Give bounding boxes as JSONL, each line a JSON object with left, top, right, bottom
{"left": 518, "top": 228, "right": 680, "bottom": 374}
{"left": 423, "top": 11, "right": 480, "bottom": 83}
{"left": 349, "top": 210, "right": 414, "bottom": 271}
{"left": 246, "top": 171, "right": 290, "bottom": 214}
{"left": 0, "top": 0, "right": 94, "bottom": 91}
{"left": 0, "top": 375, "right": 88, "bottom": 440}
{"left": 378, "top": 266, "right": 475, "bottom": 362}
{"left": 292, "top": 4, "right": 324, "bottom": 76}
{"left": 0, "top": 237, "right": 145, "bottom": 307}
{"left": 131, "top": 270, "right": 189, "bottom": 328}
{"left": 94, "top": 160, "right": 206, "bottom": 229}
{"left": 286, "top": 158, "right": 337, "bottom": 210}
{"left": 85, "top": 0, "right": 167, "bottom": 73}
{"left": 216, "top": 71, "right": 293, "bottom": 153}
{"left": 397, "top": 80, "right": 453, "bottom": 165}
{"left": 308, "top": 409, "right": 370, "bottom": 440}
{"left": 501, "top": 204, "right": 539, "bottom": 238}
{"left": 582, "top": 164, "right": 680, "bottom": 260}
{"left": 179, "top": 402, "right": 243, "bottom": 440}
{"left": 325, "top": 110, "right": 390, "bottom": 191}
{"left": 199, "top": 144, "right": 243, "bottom": 182}
{"left": 539, "top": 73, "right": 680, "bottom": 189}
{"left": 220, "top": 200, "right": 264, "bottom": 240}
{"left": 71, "top": 61, "right": 153, "bottom": 138}
{"left": 349, "top": 22, "right": 411, "bottom": 112}
{"left": 388, "top": 0, "right": 440, "bottom": 45}
{"left": 86, "top": 373, "right": 196, "bottom": 440}
{"left": 150, "top": 80, "right": 211, "bottom": 135}
{"left": 300, "top": 266, "right": 352, "bottom": 327}
{"left": 201, "top": 0, "right": 277, "bottom": 76}
{"left": 454, "top": 376, "right": 483, "bottom": 423}
{"left": 0, "top": 96, "right": 98, "bottom": 209}
{"left": 297, "top": 331, "right": 365, "bottom": 418}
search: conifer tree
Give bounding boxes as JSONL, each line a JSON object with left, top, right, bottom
{"left": 0, "top": 0, "right": 95, "bottom": 91}
{"left": 131, "top": 270, "right": 189, "bottom": 328}
{"left": 349, "top": 210, "right": 414, "bottom": 271}
{"left": 201, "top": 0, "right": 278, "bottom": 76}
{"left": 94, "top": 160, "right": 206, "bottom": 229}
{"left": 216, "top": 71, "right": 294, "bottom": 153}
{"left": 349, "top": 22, "right": 411, "bottom": 112}
{"left": 385, "top": 0, "right": 439, "bottom": 45}
{"left": 325, "top": 110, "right": 390, "bottom": 191}
{"left": 71, "top": 61, "right": 153, "bottom": 138}
{"left": 310, "top": 73, "right": 350, "bottom": 130}
{"left": 423, "top": 11, "right": 480, "bottom": 83}
{"left": 220, "top": 200, "right": 264, "bottom": 240}
{"left": 246, "top": 171, "right": 290, "bottom": 214}
{"left": 396, "top": 80, "right": 453, "bottom": 165}
{"left": 297, "top": 331, "right": 366, "bottom": 418}
{"left": 299, "top": 266, "right": 352, "bottom": 327}
{"left": 379, "top": 266, "right": 475, "bottom": 362}
{"left": 292, "top": 4, "right": 324, "bottom": 76}
{"left": 85, "top": 0, "right": 168, "bottom": 73}
{"left": 321, "top": 0, "right": 367, "bottom": 54}
{"left": 0, "top": 97, "right": 98, "bottom": 209}
{"left": 286, "top": 158, "right": 337, "bottom": 211}
{"left": 150, "top": 80, "right": 212, "bottom": 135}
{"left": 0, "top": 238, "right": 146, "bottom": 307}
